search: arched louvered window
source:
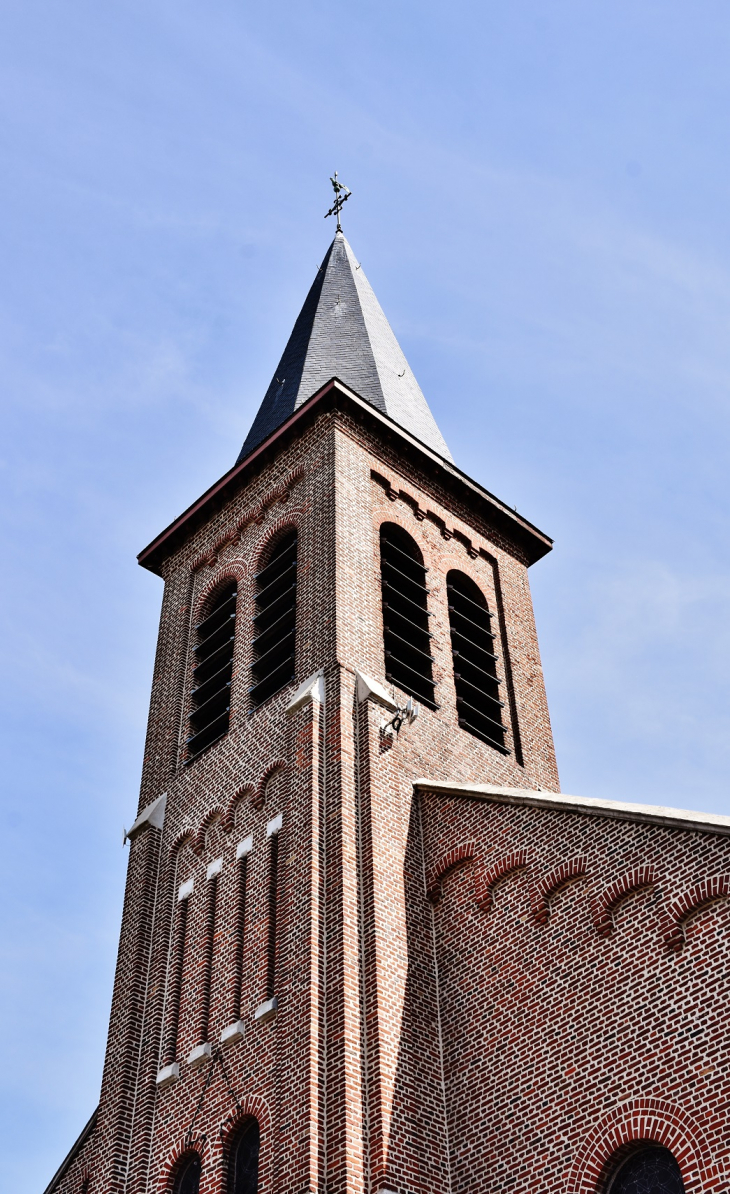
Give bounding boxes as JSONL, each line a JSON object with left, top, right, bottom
{"left": 447, "top": 570, "right": 507, "bottom": 753}
{"left": 229, "top": 1120, "right": 260, "bottom": 1194}
{"left": 187, "top": 580, "right": 237, "bottom": 760}
{"left": 251, "top": 528, "right": 297, "bottom": 707}
{"left": 608, "top": 1145, "right": 685, "bottom": 1194}
{"left": 380, "top": 523, "right": 436, "bottom": 709}
{"left": 174, "top": 1153, "right": 201, "bottom": 1194}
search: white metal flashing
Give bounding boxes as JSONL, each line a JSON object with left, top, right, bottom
{"left": 413, "top": 780, "right": 730, "bottom": 838}
{"left": 355, "top": 670, "right": 399, "bottom": 712}
{"left": 236, "top": 835, "right": 253, "bottom": 859}
{"left": 125, "top": 793, "right": 167, "bottom": 843}
{"left": 286, "top": 668, "right": 325, "bottom": 716}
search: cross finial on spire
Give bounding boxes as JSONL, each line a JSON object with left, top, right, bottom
{"left": 324, "top": 171, "right": 351, "bottom": 232}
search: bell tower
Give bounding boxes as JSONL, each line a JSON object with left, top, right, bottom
{"left": 45, "top": 223, "right": 558, "bottom": 1194}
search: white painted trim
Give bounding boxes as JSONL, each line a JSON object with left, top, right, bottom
{"left": 255, "top": 996, "right": 278, "bottom": 1024}
{"left": 156, "top": 1062, "right": 179, "bottom": 1088}
{"left": 206, "top": 856, "right": 223, "bottom": 880}
{"left": 220, "top": 1020, "right": 245, "bottom": 1045}
{"left": 236, "top": 835, "right": 253, "bottom": 859}
{"left": 266, "top": 813, "right": 283, "bottom": 838}
{"left": 187, "top": 1042, "right": 212, "bottom": 1068}
{"left": 413, "top": 780, "right": 730, "bottom": 837}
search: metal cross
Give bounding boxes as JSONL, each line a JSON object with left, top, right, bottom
{"left": 324, "top": 171, "right": 351, "bottom": 232}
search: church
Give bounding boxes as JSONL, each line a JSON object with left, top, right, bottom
{"left": 45, "top": 196, "right": 730, "bottom": 1194}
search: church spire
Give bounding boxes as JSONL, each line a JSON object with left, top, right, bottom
{"left": 236, "top": 231, "right": 452, "bottom": 463}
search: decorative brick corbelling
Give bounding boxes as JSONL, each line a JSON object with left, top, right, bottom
{"left": 226, "top": 784, "right": 256, "bottom": 824}
{"left": 425, "top": 842, "right": 478, "bottom": 904}
{"left": 194, "top": 806, "right": 232, "bottom": 856}
{"left": 474, "top": 850, "right": 530, "bottom": 913}
{"left": 372, "top": 470, "right": 488, "bottom": 560}
{"left": 568, "top": 1098, "right": 720, "bottom": 1193}
{"left": 532, "top": 856, "right": 589, "bottom": 925}
{"left": 189, "top": 467, "right": 304, "bottom": 573}
{"left": 662, "top": 876, "right": 730, "bottom": 951}
{"left": 592, "top": 866, "right": 658, "bottom": 938}
{"left": 254, "top": 762, "right": 286, "bottom": 810}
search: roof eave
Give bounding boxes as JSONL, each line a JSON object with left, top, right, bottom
{"left": 137, "top": 379, "right": 553, "bottom": 575}
{"left": 414, "top": 780, "right": 730, "bottom": 837}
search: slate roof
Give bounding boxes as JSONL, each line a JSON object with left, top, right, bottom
{"left": 237, "top": 231, "right": 452, "bottom": 463}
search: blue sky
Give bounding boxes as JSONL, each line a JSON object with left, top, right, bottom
{"left": 2, "top": 2, "right": 730, "bottom": 1189}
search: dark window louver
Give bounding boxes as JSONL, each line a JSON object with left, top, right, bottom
{"left": 250, "top": 528, "right": 297, "bottom": 707}
{"left": 186, "top": 581, "right": 237, "bottom": 761}
{"left": 447, "top": 570, "right": 509, "bottom": 754}
{"left": 380, "top": 524, "right": 436, "bottom": 709}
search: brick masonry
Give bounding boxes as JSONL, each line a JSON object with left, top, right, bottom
{"left": 46, "top": 392, "right": 730, "bottom": 1194}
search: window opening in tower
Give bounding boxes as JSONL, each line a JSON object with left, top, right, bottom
{"left": 186, "top": 581, "right": 238, "bottom": 760}
{"left": 250, "top": 528, "right": 297, "bottom": 707}
{"left": 447, "top": 569, "right": 508, "bottom": 754}
{"left": 380, "top": 523, "right": 436, "bottom": 709}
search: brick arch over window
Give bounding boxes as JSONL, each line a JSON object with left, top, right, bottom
{"left": 250, "top": 525, "right": 299, "bottom": 707}
{"left": 164, "top": 1148, "right": 204, "bottom": 1194}
{"left": 219, "top": 1098, "right": 274, "bottom": 1194}
{"left": 567, "top": 1098, "right": 718, "bottom": 1193}
{"left": 157, "top": 1137, "right": 208, "bottom": 1194}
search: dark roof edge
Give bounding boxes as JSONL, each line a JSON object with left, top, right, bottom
{"left": 138, "top": 379, "right": 553, "bottom": 575}
{"left": 42, "top": 1107, "right": 98, "bottom": 1194}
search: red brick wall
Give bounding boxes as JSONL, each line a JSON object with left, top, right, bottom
{"left": 51, "top": 410, "right": 728, "bottom": 1194}
{"left": 419, "top": 790, "right": 730, "bottom": 1193}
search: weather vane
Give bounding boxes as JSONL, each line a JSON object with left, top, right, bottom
{"left": 325, "top": 171, "right": 352, "bottom": 232}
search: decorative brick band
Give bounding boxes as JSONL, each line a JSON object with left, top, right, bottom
{"left": 190, "top": 467, "right": 304, "bottom": 572}
{"left": 372, "top": 470, "right": 489, "bottom": 560}
{"left": 425, "top": 842, "right": 478, "bottom": 904}
{"left": 532, "top": 856, "right": 588, "bottom": 925}
{"left": 662, "top": 875, "right": 730, "bottom": 951}
{"left": 567, "top": 1097, "right": 719, "bottom": 1193}
{"left": 475, "top": 850, "right": 530, "bottom": 913}
{"left": 592, "top": 866, "right": 658, "bottom": 938}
